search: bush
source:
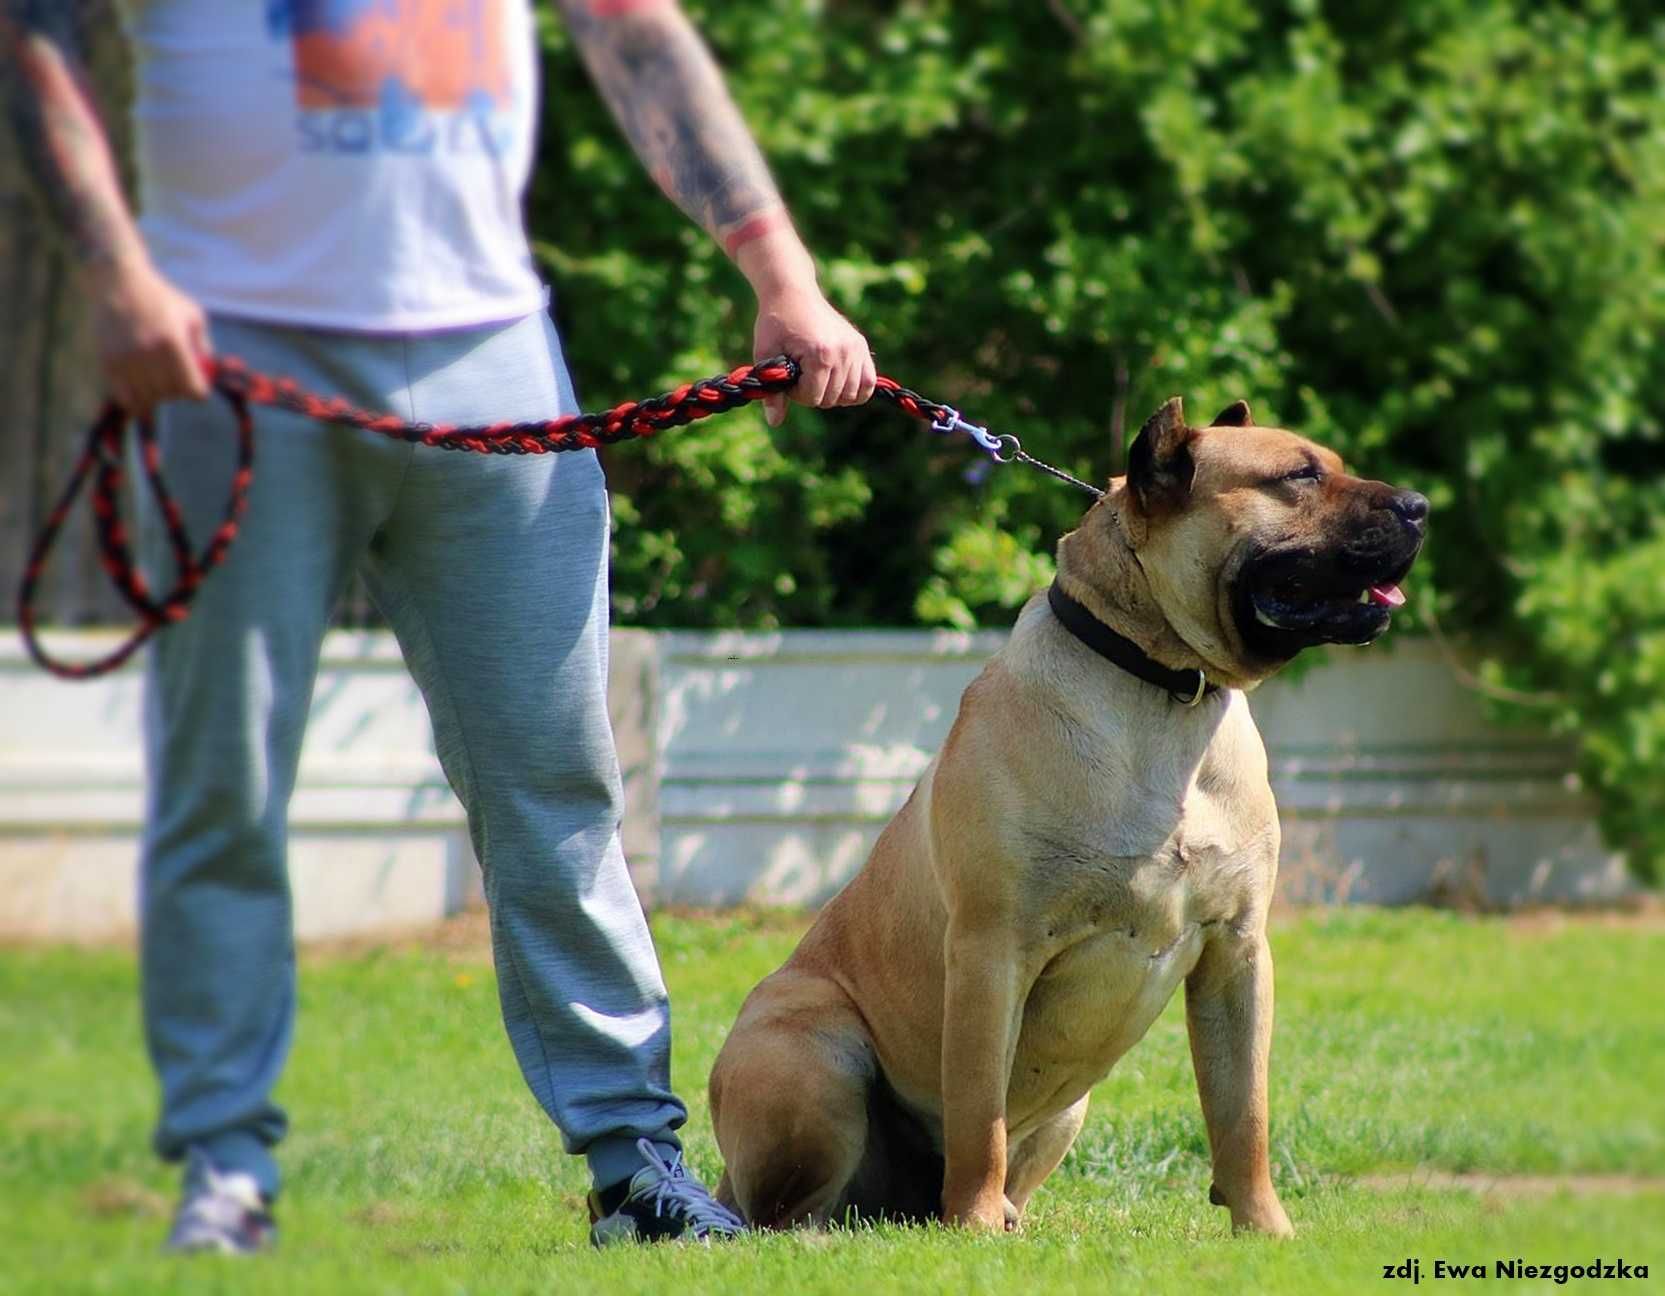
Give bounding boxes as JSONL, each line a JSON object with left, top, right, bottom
{"left": 531, "top": 0, "right": 1665, "bottom": 881}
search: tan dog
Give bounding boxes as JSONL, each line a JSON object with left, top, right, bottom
{"left": 708, "top": 397, "right": 1427, "bottom": 1235}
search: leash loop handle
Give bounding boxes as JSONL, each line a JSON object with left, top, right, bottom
{"left": 17, "top": 387, "right": 255, "bottom": 680}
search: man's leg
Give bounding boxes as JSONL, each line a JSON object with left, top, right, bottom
{"left": 140, "top": 316, "right": 409, "bottom": 1200}
{"left": 362, "top": 312, "right": 687, "bottom": 1191}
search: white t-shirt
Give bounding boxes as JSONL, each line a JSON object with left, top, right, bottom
{"left": 122, "top": 0, "right": 546, "bottom": 332}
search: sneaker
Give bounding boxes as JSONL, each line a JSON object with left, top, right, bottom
{"left": 587, "top": 1138, "right": 746, "bottom": 1246}
{"left": 163, "top": 1149, "right": 277, "bottom": 1255}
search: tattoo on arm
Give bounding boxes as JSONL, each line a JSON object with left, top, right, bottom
{"left": 2, "top": 0, "right": 142, "bottom": 269}
{"left": 556, "top": 0, "right": 790, "bottom": 255}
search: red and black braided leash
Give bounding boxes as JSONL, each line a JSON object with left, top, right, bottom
{"left": 18, "top": 352, "right": 1101, "bottom": 680}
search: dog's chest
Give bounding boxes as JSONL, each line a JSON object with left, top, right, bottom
{"left": 1003, "top": 756, "right": 1274, "bottom": 1129}
{"left": 1006, "top": 847, "right": 1212, "bottom": 1113}
{"left": 1018, "top": 751, "right": 1270, "bottom": 946}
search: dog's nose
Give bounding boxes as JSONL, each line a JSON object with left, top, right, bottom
{"left": 1389, "top": 490, "right": 1429, "bottom": 526}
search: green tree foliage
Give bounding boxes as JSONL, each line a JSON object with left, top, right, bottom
{"left": 531, "top": 0, "right": 1665, "bottom": 879}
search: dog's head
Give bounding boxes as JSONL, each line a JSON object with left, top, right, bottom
{"left": 1097, "top": 396, "right": 1426, "bottom": 684}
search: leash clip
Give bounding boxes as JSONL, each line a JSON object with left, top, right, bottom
{"left": 931, "top": 406, "right": 1021, "bottom": 463}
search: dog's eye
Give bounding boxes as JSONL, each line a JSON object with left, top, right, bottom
{"left": 1278, "top": 463, "right": 1323, "bottom": 484}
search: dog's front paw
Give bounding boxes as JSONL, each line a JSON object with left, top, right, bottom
{"left": 1211, "top": 1183, "right": 1294, "bottom": 1237}
{"left": 1236, "top": 1210, "right": 1295, "bottom": 1239}
{"left": 944, "top": 1192, "right": 1010, "bottom": 1233}
{"left": 1235, "top": 1202, "right": 1295, "bottom": 1238}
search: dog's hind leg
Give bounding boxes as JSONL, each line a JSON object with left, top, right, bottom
{"left": 709, "top": 970, "right": 874, "bottom": 1229}
{"left": 1003, "top": 1096, "right": 1089, "bottom": 1221}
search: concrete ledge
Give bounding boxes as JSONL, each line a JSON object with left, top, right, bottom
{"left": 1, "top": 628, "right": 659, "bottom": 940}
{"left": 0, "top": 833, "right": 473, "bottom": 944}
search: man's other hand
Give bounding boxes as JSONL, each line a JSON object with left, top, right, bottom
{"left": 90, "top": 258, "right": 211, "bottom": 417}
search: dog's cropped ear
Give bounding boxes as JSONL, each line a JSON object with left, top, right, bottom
{"left": 1126, "top": 397, "right": 1194, "bottom": 517}
{"left": 1209, "top": 399, "right": 1252, "bottom": 428}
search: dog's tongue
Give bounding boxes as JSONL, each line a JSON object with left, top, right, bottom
{"left": 1368, "top": 584, "right": 1406, "bottom": 608}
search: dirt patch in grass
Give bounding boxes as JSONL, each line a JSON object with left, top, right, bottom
{"left": 299, "top": 904, "right": 816, "bottom": 964}
{"left": 300, "top": 907, "right": 495, "bottom": 964}
{"left": 8, "top": 1109, "right": 83, "bottom": 1135}
{"left": 1503, "top": 893, "right": 1665, "bottom": 937}
{"left": 350, "top": 1200, "right": 418, "bottom": 1229}
{"left": 1355, "top": 1170, "right": 1665, "bottom": 1199}
{"left": 81, "top": 1176, "right": 169, "bottom": 1218}
{"left": 652, "top": 905, "right": 817, "bottom": 934}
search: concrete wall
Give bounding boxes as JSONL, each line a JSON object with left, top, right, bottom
{"left": 0, "top": 628, "right": 1635, "bottom": 940}
{"left": 654, "top": 632, "right": 1632, "bottom": 909}
{"left": 0, "top": 629, "right": 659, "bottom": 941}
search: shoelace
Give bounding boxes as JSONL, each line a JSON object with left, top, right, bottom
{"left": 627, "top": 1138, "right": 745, "bottom": 1237}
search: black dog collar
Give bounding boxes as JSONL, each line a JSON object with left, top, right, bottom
{"left": 1046, "top": 582, "right": 1216, "bottom": 707}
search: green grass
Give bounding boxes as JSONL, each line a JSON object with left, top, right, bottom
{"left": 1, "top": 907, "right": 1661, "bottom": 1294}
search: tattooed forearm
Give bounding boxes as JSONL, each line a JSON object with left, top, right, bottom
{"left": 556, "top": 0, "right": 790, "bottom": 255}
{"left": 2, "top": 1, "right": 143, "bottom": 269}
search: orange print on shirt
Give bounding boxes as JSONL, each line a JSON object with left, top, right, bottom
{"left": 290, "top": 0, "right": 511, "bottom": 111}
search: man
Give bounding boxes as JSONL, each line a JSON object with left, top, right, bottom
{"left": 4, "top": 0, "right": 875, "bottom": 1252}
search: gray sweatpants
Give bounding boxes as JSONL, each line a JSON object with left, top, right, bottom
{"left": 138, "top": 310, "right": 685, "bottom": 1199}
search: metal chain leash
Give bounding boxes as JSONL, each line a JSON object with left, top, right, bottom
{"left": 17, "top": 353, "right": 1103, "bottom": 680}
